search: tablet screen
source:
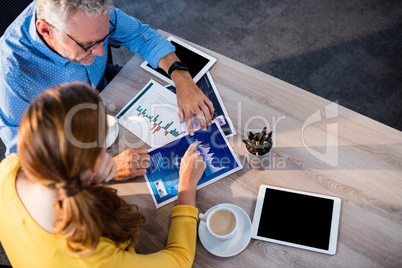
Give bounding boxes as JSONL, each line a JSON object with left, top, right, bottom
{"left": 140, "top": 36, "right": 216, "bottom": 85}
{"left": 147, "top": 40, "right": 210, "bottom": 79}
{"left": 252, "top": 185, "right": 341, "bottom": 255}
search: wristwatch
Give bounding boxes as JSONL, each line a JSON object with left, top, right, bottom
{"left": 168, "top": 61, "right": 189, "bottom": 77}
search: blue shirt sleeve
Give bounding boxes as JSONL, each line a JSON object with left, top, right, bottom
{"left": 109, "top": 8, "right": 175, "bottom": 68}
{"left": 0, "top": 72, "right": 30, "bottom": 156}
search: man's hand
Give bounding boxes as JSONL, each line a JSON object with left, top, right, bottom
{"left": 174, "top": 71, "right": 214, "bottom": 135}
{"left": 112, "top": 148, "right": 150, "bottom": 181}
{"left": 158, "top": 52, "right": 215, "bottom": 135}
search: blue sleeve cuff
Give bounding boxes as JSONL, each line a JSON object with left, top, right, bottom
{"left": 146, "top": 40, "right": 176, "bottom": 69}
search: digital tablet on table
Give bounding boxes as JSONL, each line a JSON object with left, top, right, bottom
{"left": 251, "top": 185, "right": 341, "bottom": 255}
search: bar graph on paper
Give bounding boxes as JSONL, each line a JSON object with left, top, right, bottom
{"left": 116, "top": 79, "right": 198, "bottom": 147}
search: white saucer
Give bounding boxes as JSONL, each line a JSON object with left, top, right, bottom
{"left": 106, "top": 127, "right": 119, "bottom": 148}
{"left": 198, "top": 203, "right": 252, "bottom": 257}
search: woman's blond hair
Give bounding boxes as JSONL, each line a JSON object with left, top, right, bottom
{"left": 18, "top": 82, "right": 145, "bottom": 255}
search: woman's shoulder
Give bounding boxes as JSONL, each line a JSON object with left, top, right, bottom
{"left": 0, "top": 154, "right": 21, "bottom": 190}
{"left": 16, "top": 168, "right": 58, "bottom": 233}
{"left": 0, "top": 153, "right": 20, "bottom": 171}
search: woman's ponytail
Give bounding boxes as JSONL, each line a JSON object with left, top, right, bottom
{"left": 54, "top": 184, "right": 146, "bottom": 255}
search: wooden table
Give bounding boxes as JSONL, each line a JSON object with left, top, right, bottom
{"left": 101, "top": 31, "right": 402, "bottom": 267}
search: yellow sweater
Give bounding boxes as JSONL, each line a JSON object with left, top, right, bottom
{"left": 0, "top": 154, "right": 199, "bottom": 268}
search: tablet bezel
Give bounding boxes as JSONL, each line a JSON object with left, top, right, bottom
{"left": 140, "top": 36, "right": 217, "bottom": 86}
{"left": 251, "top": 185, "right": 341, "bottom": 255}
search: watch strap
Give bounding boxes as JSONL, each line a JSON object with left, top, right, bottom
{"left": 168, "top": 61, "right": 189, "bottom": 77}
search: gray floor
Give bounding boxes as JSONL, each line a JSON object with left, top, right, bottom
{"left": 0, "top": 0, "right": 401, "bottom": 265}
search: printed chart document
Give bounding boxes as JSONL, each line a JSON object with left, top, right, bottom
{"left": 116, "top": 79, "right": 200, "bottom": 147}
{"left": 166, "top": 71, "right": 236, "bottom": 137}
{"left": 145, "top": 122, "right": 243, "bottom": 208}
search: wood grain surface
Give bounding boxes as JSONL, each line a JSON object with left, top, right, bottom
{"left": 100, "top": 31, "right": 402, "bottom": 268}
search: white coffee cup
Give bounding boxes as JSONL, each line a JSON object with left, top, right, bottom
{"left": 106, "top": 115, "right": 118, "bottom": 147}
{"left": 199, "top": 207, "right": 238, "bottom": 240}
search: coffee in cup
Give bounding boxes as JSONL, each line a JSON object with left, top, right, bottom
{"left": 200, "top": 206, "right": 238, "bottom": 240}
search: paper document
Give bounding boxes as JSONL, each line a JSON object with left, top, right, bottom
{"left": 145, "top": 122, "right": 242, "bottom": 208}
{"left": 116, "top": 79, "right": 199, "bottom": 147}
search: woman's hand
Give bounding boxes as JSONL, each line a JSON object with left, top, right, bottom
{"left": 178, "top": 141, "right": 206, "bottom": 206}
{"left": 90, "top": 151, "right": 117, "bottom": 185}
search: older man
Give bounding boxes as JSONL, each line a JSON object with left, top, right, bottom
{"left": 0, "top": 0, "right": 214, "bottom": 180}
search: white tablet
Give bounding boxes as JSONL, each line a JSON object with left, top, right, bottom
{"left": 251, "top": 185, "right": 341, "bottom": 255}
{"left": 140, "top": 36, "right": 217, "bottom": 85}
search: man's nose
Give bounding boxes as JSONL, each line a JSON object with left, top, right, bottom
{"left": 91, "top": 43, "right": 105, "bottom": 57}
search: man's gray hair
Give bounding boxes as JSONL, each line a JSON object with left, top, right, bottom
{"left": 36, "top": 0, "right": 114, "bottom": 31}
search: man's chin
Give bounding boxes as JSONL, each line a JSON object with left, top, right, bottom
{"left": 78, "top": 55, "right": 96, "bottom": 66}
{"left": 70, "top": 54, "right": 96, "bottom": 65}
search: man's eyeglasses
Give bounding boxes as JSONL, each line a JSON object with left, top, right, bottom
{"left": 65, "top": 20, "right": 116, "bottom": 52}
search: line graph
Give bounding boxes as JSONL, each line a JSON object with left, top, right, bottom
{"left": 116, "top": 80, "right": 191, "bottom": 147}
{"left": 136, "top": 105, "right": 186, "bottom": 137}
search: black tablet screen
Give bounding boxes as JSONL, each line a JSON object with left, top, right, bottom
{"left": 257, "top": 188, "right": 334, "bottom": 250}
{"left": 147, "top": 40, "right": 210, "bottom": 79}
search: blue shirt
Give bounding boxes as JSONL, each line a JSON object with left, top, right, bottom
{"left": 0, "top": 3, "right": 175, "bottom": 156}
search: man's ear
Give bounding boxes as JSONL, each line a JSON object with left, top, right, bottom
{"left": 36, "top": 19, "right": 53, "bottom": 39}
